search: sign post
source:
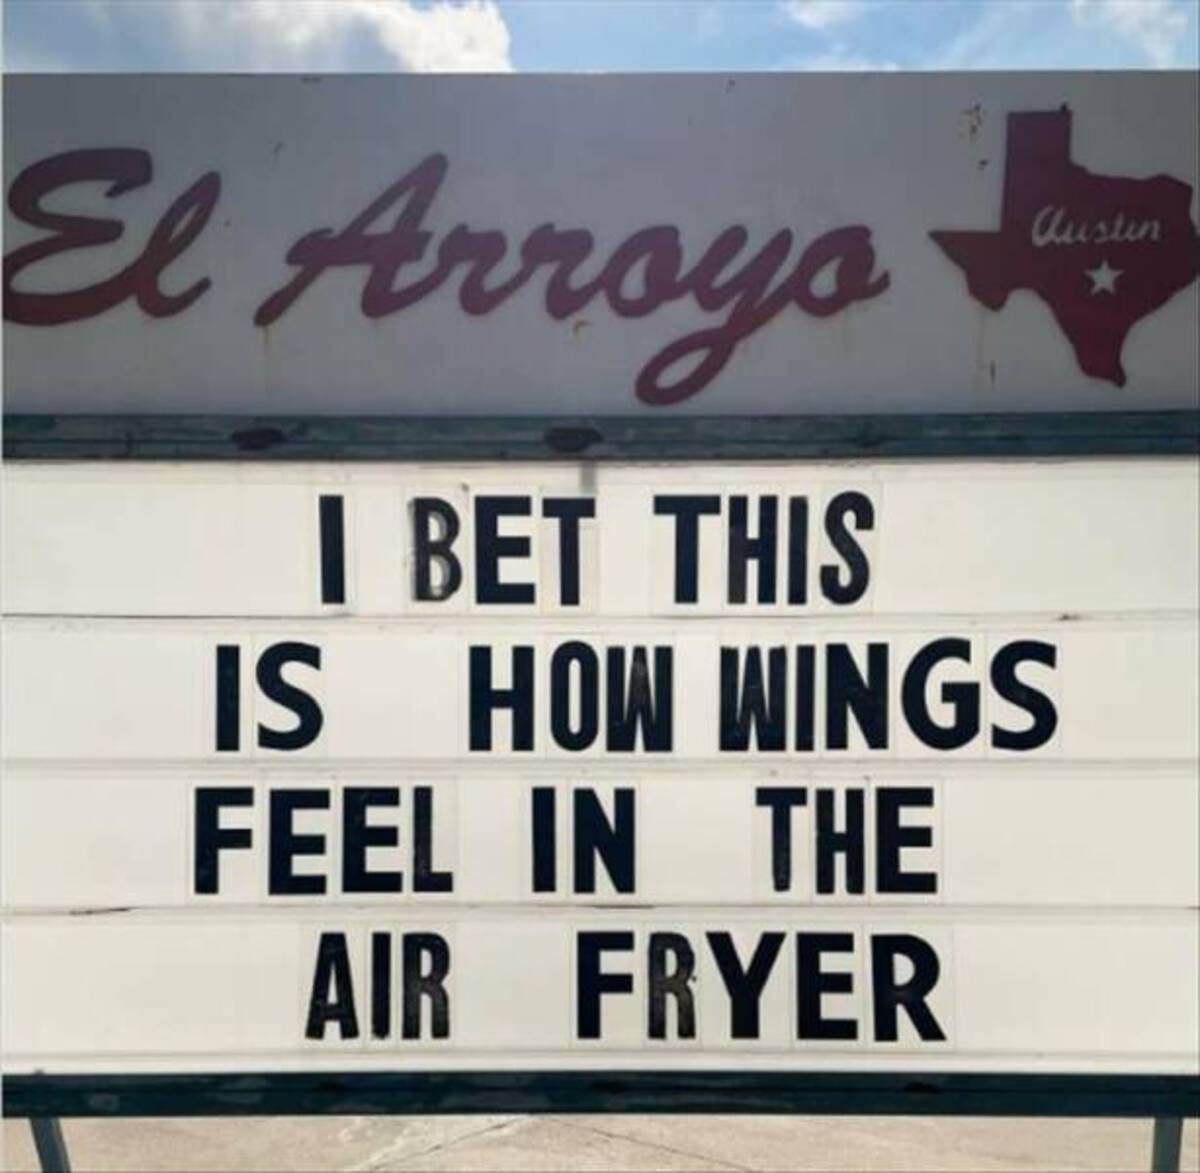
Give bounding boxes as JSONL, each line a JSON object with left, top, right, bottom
{"left": 28, "top": 1118, "right": 70, "bottom": 1173}
{"left": 1154, "top": 1117, "right": 1185, "bottom": 1173}
{"left": 3, "top": 71, "right": 1197, "bottom": 1172}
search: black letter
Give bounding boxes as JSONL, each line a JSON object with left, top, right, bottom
{"left": 193, "top": 786, "right": 253, "bottom": 894}
{"left": 794, "top": 644, "right": 816, "bottom": 751}
{"left": 256, "top": 641, "right": 323, "bottom": 751}
{"left": 871, "top": 934, "right": 945, "bottom": 1042}
{"left": 550, "top": 641, "right": 599, "bottom": 751}
{"left": 403, "top": 932, "right": 450, "bottom": 1039}
{"left": 820, "top": 490, "right": 873, "bottom": 605}
{"left": 706, "top": 931, "right": 784, "bottom": 1039}
{"left": 371, "top": 930, "right": 392, "bottom": 1039}
{"left": 648, "top": 932, "right": 696, "bottom": 1040}
{"left": 342, "top": 787, "right": 401, "bottom": 894}
{"left": 412, "top": 497, "right": 462, "bottom": 602}
{"left": 305, "top": 931, "right": 359, "bottom": 1040}
{"left": 413, "top": 785, "right": 453, "bottom": 892}
{"left": 901, "top": 637, "right": 979, "bottom": 751}
{"left": 816, "top": 788, "right": 865, "bottom": 895}
{"left": 825, "top": 643, "right": 889, "bottom": 750}
{"left": 728, "top": 495, "right": 778, "bottom": 604}
{"left": 607, "top": 646, "right": 673, "bottom": 751}
{"left": 654, "top": 495, "right": 721, "bottom": 604}
{"left": 532, "top": 787, "right": 556, "bottom": 892}
{"left": 574, "top": 788, "right": 635, "bottom": 893}
{"left": 797, "top": 932, "right": 857, "bottom": 1040}
{"left": 543, "top": 497, "right": 595, "bottom": 606}
{"left": 755, "top": 787, "right": 808, "bottom": 892}
{"left": 475, "top": 495, "right": 535, "bottom": 604}
{"left": 721, "top": 646, "right": 786, "bottom": 752}
{"left": 215, "top": 644, "right": 240, "bottom": 751}
{"left": 876, "top": 787, "right": 936, "bottom": 894}
{"left": 270, "top": 788, "right": 329, "bottom": 895}
{"left": 991, "top": 640, "right": 1058, "bottom": 750}
{"left": 788, "top": 496, "right": 810, "bottom": 605}
{"left": 577, "top": 931, "right": 634, "bottom": 1039}
{"left": 319, "top": 494, "right": 346, "bottom": 605}
{"left": 469, "top": 645, "right": 535, "bottom": 751}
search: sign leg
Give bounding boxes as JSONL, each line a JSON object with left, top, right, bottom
{"left": 1151, "top": 1117, "right": 1183, "bottom": 1173}
{"left": 29, "top": 1118, "right": 71, "bottom": 1173}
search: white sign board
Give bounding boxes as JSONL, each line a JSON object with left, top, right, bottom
{"left": 4, "top": 72, "right": 1199, "bottom": 416}
{"left": 3, "top": 460, "right": 1198, "bottom": 1078}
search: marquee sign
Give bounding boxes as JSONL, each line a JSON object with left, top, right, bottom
{"left": 2, "top": 72, "right": 1198, "bottom": 1121}
{"left": 2, "top": 462, "right": 1197, "bottom": 1086}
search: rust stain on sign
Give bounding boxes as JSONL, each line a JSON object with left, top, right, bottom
{"left": 962, "top": 102, "right": 985, "bottom": 140}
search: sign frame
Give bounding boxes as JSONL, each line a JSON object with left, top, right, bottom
{"left": 6, "top": 65, "right": 1199, "bottom": 1170}
{"left": 4, "top": 410, "right": 1198, "bottom": 462}
{"left": 3, "top": 407, "right": 1197, "bottom": 1134}
{"left": 5, "top": 1069, "right": 1198, "bottom": 1119}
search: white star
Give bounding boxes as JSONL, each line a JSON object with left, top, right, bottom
{"left": 1085, "top": 258, "right": 1121, "bottom": 295}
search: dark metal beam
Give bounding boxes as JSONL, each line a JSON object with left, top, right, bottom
{"left": 4, "top": 411, "right": 1197, "bottom": 462}
{"left": 29, "top": 1118, "right": 71, "bottom": 1173}
{"left": 1153, "top": 1117, "right": 1185, "bottom": 1173}
{"left": 5, "top": 1072, "right": 1198, "bottom": 1119}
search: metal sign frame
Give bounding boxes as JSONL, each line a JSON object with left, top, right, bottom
{"left": 4, "top": 410, "right": 1197, "bottom": 461}
{"left": 4, "top": 409, "right": 1198, "bottom": 1171}
{"left": 5, "top": 1070, "right": 1198, "bottom": 1119}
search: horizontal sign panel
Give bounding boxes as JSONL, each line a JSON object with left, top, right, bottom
{"left": 3, "top": 910, "right": 1196, "bottom": 1074}
{"left": 3, "top": 618, "right": 1195, "bottom": 762}
{"left": 4, "top": 767, "right": 1196, "bottom": 911}
{"left": 5, "top": 73, "right": 1199, "bottom": 416}
{"left": 4, "top": 454, "right": 1197, "bottom": 1092}
{"left": 4, "top": 461, "right": 1198, "bottom": 617}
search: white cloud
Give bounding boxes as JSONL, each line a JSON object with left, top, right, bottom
{"left": 928, "top": 0, "right": 1196, "bottom": 70}
{"left": 90, "top": 0, "right": 513, "bottom": 72}
{"left": 1070, "top": 0, "right": 1191, "bottom": 66}
{"left": 778, "top": 1, "right": 866, "bottom": 31}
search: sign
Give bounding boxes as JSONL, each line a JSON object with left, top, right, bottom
{"left": 4, "top": 72, "right": 1199, "bottom": 416}
{"left": 3, "top": 72, "right": 1198, "bottom": 1121}
{"left": 3, "top": 460, "right": 1198, "bottom": 1081}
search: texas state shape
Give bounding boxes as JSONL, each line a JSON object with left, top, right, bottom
{"left": 930, "top": 108, "right": 1200, "bottom": 386}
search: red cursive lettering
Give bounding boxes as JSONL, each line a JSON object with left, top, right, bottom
{"left": 4, "top": 148, "right": 220, "bottom": 326}
{"left": 255, "top": 153, "right": 890, "bottom": 405}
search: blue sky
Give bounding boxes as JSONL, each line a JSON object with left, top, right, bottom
{"left": 4, "top": 0, "right": 1198, "bottom": 74}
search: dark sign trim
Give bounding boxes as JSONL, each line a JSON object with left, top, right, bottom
{"left": 5, "top": 1071, "right": 1198, "bottom": 1119}
{"left": 4, "top": 410, "right": 1198, "bottom": 462}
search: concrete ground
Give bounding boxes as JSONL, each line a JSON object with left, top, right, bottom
{"left": 2, "top": 1115, "right": 1197, "bottom": 1171}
